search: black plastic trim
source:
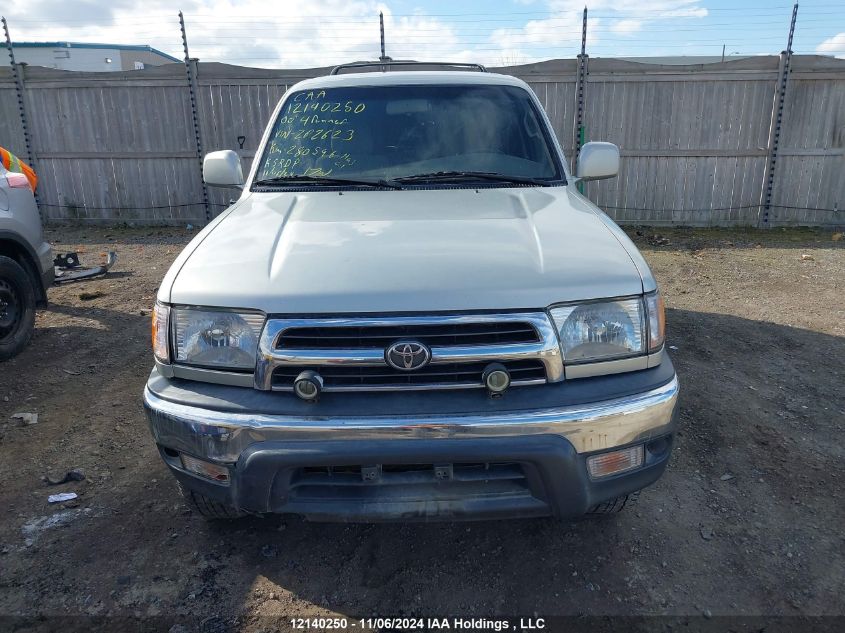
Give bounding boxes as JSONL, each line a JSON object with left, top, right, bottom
{"left": 163, "top": 433, "right": 673, "bottom": 521}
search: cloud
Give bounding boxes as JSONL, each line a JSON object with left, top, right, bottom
{"left": 816, "top": 33, "right": 845, "bottom": 59}
{"left": 4, "top": 0, "right": 467, "bottom": 68}
{"left": 4, "top": 0, "right": 710, "bottom": 69}
{"left": 547, "top": 0, "right": 706, "bottom": 18}
{"left": 20, "top": 0, "right": 138, "bottom": 26}
{"left": 610, "top": 19, "right": 644, "bottom": 35}
{"left": 487, "top": 0, "right": 707, "bottom": 63}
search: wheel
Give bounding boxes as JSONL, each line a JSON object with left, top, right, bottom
{"left": 177, "top": 482, "right": 245, "bottom": 520}
{"left": 0, "top": 255, "right": 36, "bottom": 361}
{"left": 586, "top": 491, "right": 639, "bottom": 516}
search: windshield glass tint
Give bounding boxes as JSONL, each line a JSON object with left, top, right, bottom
{"left": 254, "top": 84, "right": 561, "bottom": 183}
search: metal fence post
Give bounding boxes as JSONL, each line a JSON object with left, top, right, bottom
{"left": 379, "top": 12, "right": 387, "bottom": 61}
{"left": 378, "top": 11, "right": 392, "bottom": 71}
{"left": 2, "top": 17, "right": 41, "bottom": 215}
{"left": 760, "top": 2, "right": 798, "bottom": 228}
{"left": 179, "top": 11, "right": 211, "bottom": 223}
{"left": 573, "top": 7, "right": 589, "bottom": 192}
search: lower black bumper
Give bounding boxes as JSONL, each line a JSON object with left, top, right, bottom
{"left": 160, "top": 433, "right": 673, "bottom": 522}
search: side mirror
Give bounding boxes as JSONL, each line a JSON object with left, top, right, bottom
{"left": 203, "top": 150, "right": 244, "bottom": 188}
{"left": 576, "top": 142, "right": 619, "bottom": 181}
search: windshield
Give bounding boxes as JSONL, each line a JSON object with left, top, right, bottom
{"left": 253, "top": 84, "right": 563, "bottom": 186}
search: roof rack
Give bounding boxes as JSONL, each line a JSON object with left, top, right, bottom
{"left": 330, "top": 60, "right": 488, "bottom": 75}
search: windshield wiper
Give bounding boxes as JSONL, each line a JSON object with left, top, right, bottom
{"left": 253, "top": 175, "right": 402, "bottom": 189}
{"left": 393, "top": 171, "right": 549, "bottom": 186}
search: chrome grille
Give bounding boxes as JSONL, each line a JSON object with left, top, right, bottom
{"left": 276, "top": 321, "right": 539, "bottom": 349}
{"left": 254, "top": 312, "right": 563, "bottom": 392}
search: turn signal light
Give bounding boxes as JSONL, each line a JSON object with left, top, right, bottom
{"left": 587, "top": 445, "right": 644, "bottom": 479}
{"left": 646, "top": 292, "right": 666, "bottom": 352}
{"left": 180, "top": 454, "right": 230, "bottom": 483}
{"left": 152, "top": 303, "right": 170, "bottom": 363}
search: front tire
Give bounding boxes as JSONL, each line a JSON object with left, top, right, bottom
{"left": 177, "top": 482, "right": 245, "bottom": 520}
{"left": 0, "top": 255, "right": 36, "bottom": 361}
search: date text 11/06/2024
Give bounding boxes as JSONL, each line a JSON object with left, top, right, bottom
{"left": 290, "top": 618, "right": 546, "bottom": 631}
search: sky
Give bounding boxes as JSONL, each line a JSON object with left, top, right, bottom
{"left": 3, "top": 0, "right": 844, "bottom": 68}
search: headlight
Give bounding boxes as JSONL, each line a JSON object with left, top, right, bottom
{"left": 550, "top": 298, "right": 645, "bottom": 363}
{"left": 171, "top": 307, "right": 265, "bottom": 370}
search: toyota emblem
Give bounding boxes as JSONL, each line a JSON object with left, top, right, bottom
{"left": 385, "top": 340, "right": 431, "bottom": 371}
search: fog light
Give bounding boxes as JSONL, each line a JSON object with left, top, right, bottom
{"left": 180, "top": 454, "right": 230, "bottom": 483}
{"left": 293, "top": 370, "right": 323, "bottom": 402}
{"left": 482, "top": 363, "right": 511, "bottom": 397}
{"left": 587, "top": 445, "right": 644, "bottom": 479}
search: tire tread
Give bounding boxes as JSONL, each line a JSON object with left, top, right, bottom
{"left": 0, "top": 255, "right": 36, "bottom": 361}
{"left": 178, "top": 482, "right": 244, "bottom": 520}
{"left": 587, "top": 491, "right": 639, "bottom": 516}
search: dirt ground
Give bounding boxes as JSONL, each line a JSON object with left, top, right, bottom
{"left": 0, "top": 225, "right": 843, "bottom": 630}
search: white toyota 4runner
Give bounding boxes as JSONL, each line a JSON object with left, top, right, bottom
{"left": 144, "top": 64, "right": 679, "bottom": 522}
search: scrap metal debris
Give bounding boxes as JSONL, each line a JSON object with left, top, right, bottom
{"left": 54, "top": 251, "right": 117, "bottom": 284}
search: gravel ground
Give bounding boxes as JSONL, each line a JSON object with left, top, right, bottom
{"left": 0, "top": 225, "right": 843, "bottom": 630}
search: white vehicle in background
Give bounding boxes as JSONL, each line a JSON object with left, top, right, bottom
{"left": 0, "top": 157, "right": 117, "bottom": 361}
{"left": 0, "top": 161, "right": 52, "bottom": 361}
{"left": 144, "top": 62, "right": 679, "bottom": 522}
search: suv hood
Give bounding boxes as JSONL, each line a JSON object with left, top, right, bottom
{"left": 166, "top": 187, "right": 645, "bottom": 313}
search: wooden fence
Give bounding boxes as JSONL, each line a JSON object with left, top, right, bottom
{"left": 1, "top": 56, "right": 843, "bottom": 226}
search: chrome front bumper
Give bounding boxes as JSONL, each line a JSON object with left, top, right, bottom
{"left": 144, "top": 375, "right": 679, "bottom": 464}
